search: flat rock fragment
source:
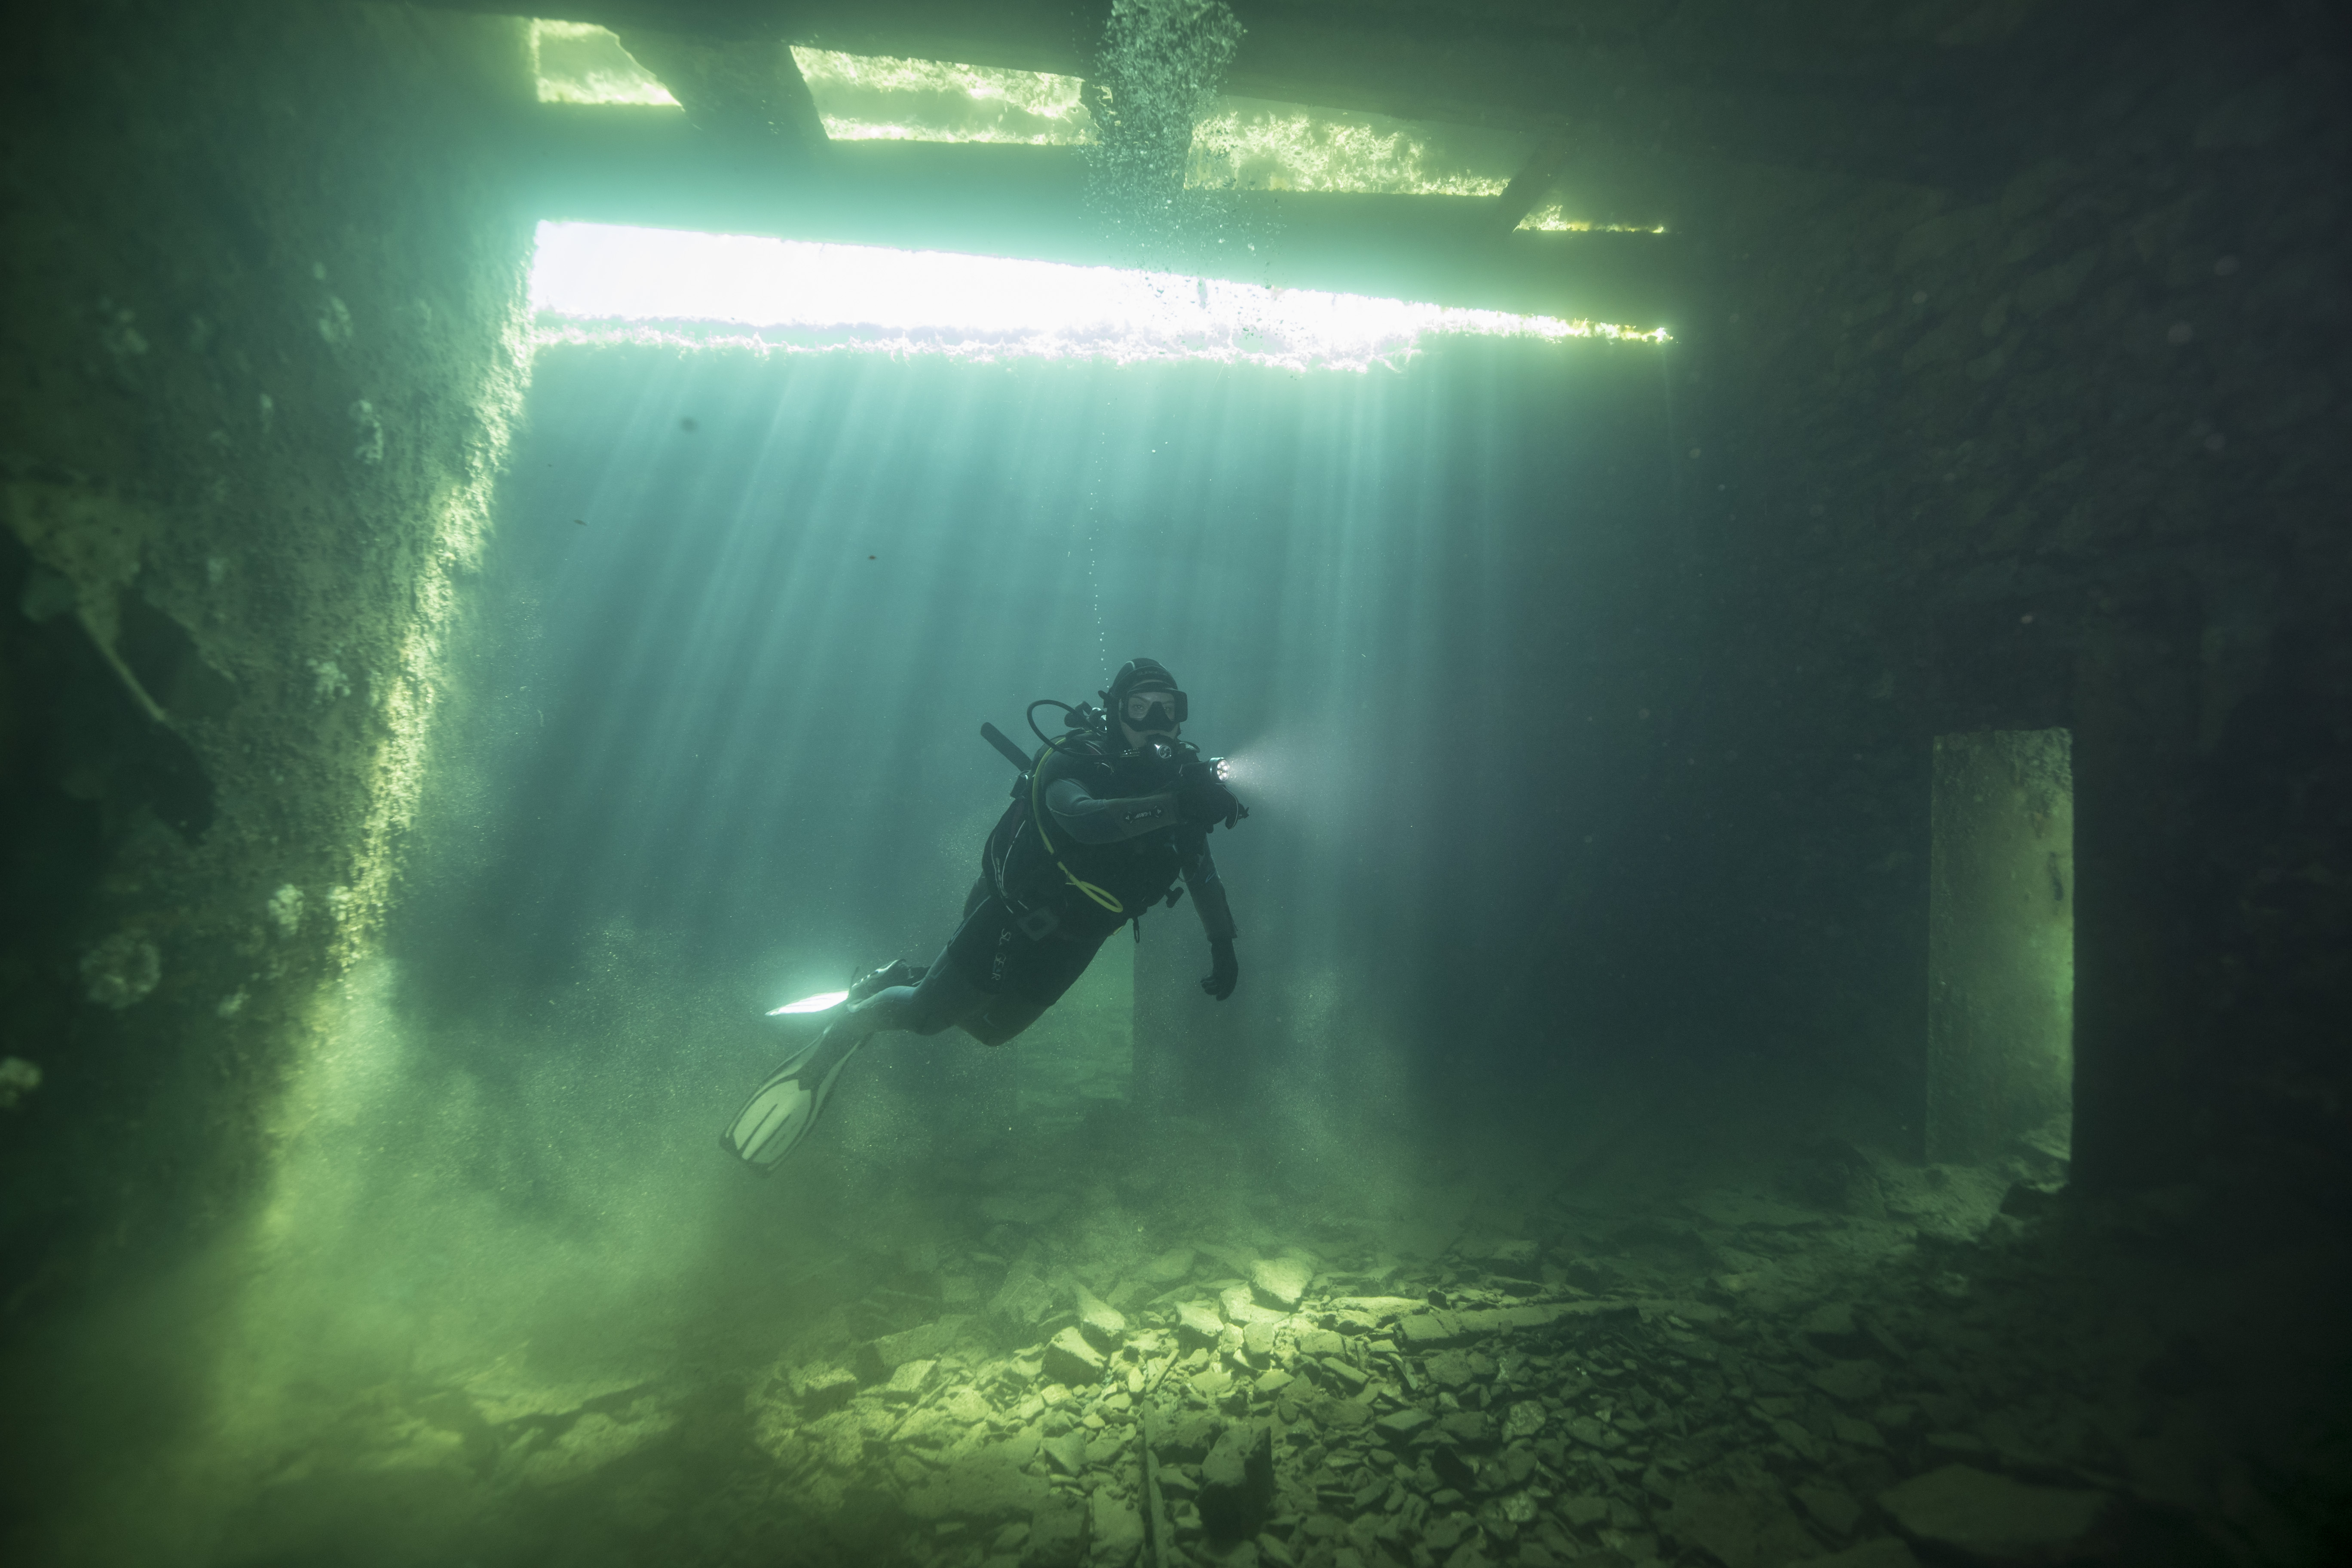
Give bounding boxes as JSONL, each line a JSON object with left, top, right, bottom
{"left": 1028, "top": 1497, "right": 1090, "bottom": 1567}
{"left": 1374, "top": 1406, "right": 1433, "bottom": 1443}
{"left": 1812, "top": 1359, "right": 1885, "bottom": 1403}
{"left": 1877, "top": 1464, "right": 2111, "bottom": 1560}
{"left": 903, "top": 1456, "right": 1052, "bottom": 1523}
{"left": 1810, "top": 1542, "right": 1923, "bottom": 1568}
{"left": 1043, "top": 1326, "right": 1106, "bottom": 1388}
{"left": 1198, "top": 1422, "right": 1275, "bottom": 1540}
{"left": 1663, "top": 1485, "right": 1821, "bottom": 1568}
{"left": 1177, "top": 1300, "right": 1225, "bottom": 1342}
{"left": 1252, "top": 1256, "right": 1314, "bottom": 1309}
{"left": 1090, "top": 1490, "right": 1145, "bottom": 1562}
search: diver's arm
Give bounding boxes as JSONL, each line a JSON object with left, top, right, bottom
{"left": 1182, "top": 833, "right": 1240, "bottom": 999}
{"left": 1181, "top": 836, "right": 1238, "bottom": 943}
{"left": 1044, "top": 775, "right": 1181, "bottom": 845}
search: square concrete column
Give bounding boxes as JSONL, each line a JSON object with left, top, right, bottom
{"left": 1928, "top": 729, "right": 2075, "bottom": 1165}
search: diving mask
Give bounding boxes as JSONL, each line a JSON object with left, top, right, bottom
{"left": 1123, "top": 688, "right": 1186, "bottom": 729}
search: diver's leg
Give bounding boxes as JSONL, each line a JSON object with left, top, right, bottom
{"left": 842, "top": 953, "right": 989, "bottom": 1039}
{"left": 958, "top": 994, "right": 1050, "bottom": 1047}
{"left": 723, "top": 911, "right": 1005, "bottom": 1170}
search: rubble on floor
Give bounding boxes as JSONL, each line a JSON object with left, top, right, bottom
{"left": 249, "top": 1143, "right": 2334, "bottom": 1568}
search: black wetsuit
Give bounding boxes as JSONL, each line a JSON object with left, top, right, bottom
{"left": 945, "top": 732, "right": 1238, "bottom": 1007}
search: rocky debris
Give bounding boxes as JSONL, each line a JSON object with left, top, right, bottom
{"left": 1877, "top": 1464, "right": 2112, "bottom": 1560}
{"left": 514, "top": 1403, "right": 678, "bottom": 1488}
{"left": 1197, "top": 1421, "right": 1274, "bottom": 1540}
{"left": 1665, "top": 1482, "right": 1821, "bottom": 1568}
{"left": 1076, "top": 1288, "right": 1128, "bottom": 1349}
{"left": 1141, "top": 1246, "right": 1195, "bottom": 1283}
{"left": 904, "top": 1455, "right": 1053, "bottom": 1524}
{"left": 1090, "top": 1489, "right": 1145, "bottom": 1562}
{"left": 860, "top": 1317, "right": 974, "bottom": 1382}
{"left": 1042, "top": 1326, "right": 1106, "bottom": 1388}
{"left": 640, "top": 1152, "right": 2324, "bottom": 1568}
{"left": 1251, "top": 1255, "right": 1314, "bottom": 1310}
{"left": 989, "top": 1267, "right": 1058, "bottom": 1333}
{"left": 1813, "top": 1540, "right": 1924, "bottom": 1568}
{"left": 784, "top": 1363, "right": 858, "bottom": 1414}
{"left": 1176, "top": 1299, "right": 1225, "bottom": 1342}
{"left": 1810, "top": 1359, "right": 1885, "bottom": 1403}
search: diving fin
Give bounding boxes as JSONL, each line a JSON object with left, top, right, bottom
{"left": 724, "top": 1023, "right": 865, "bottom": 1171}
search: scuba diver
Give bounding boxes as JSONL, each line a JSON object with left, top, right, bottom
{"left": 724, "top": 657, "right": 1247, "bottom": 1170}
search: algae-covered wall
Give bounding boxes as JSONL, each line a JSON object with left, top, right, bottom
{"left": 1667, "top": 0, "right": 2351, "bottom": 1187}
{"left": 0, "top": 2, "right": 535, "bottom": 1309}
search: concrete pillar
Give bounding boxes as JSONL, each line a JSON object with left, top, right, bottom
{"left": 1928, "top": 729, "right": 2075, "bottom": 1164}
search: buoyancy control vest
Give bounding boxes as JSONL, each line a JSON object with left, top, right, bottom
{"left": 984, "top": 731, "right": 1191, "bottom": 940}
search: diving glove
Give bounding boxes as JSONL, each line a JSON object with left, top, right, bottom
{"left": 1176, "top": 763, "right": 1244, "bottom": 830}
{"left": 1201, "top": 938, "right": 1239, "bottom": 1001}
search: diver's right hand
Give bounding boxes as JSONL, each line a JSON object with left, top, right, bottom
{"left": 1176, "top": 763, "right": 1243, "bottom": 829}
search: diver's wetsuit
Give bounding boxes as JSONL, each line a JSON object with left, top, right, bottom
{"left": 828, "top": 732, "right": 1237, "bottom": 1047}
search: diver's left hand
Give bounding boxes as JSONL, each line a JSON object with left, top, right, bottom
{"left": 1201, "top": 939, "right": 1238, "bottom": 1001}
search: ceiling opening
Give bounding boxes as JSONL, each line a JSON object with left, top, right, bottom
{"left": 527, "top": 221, "right": 1669, "bottom": 373}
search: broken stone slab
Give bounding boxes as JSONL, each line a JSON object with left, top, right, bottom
{"left": 1396, "top": 1312, "right": 1461, "bottom": 1350}
{"left": 1242, "top": 1320, "right": 1278, "bottom": 1363}
{"left": 1027, "top": 1496, "right": 1090, "bottom": 1567}
{"left": 1296, "top": 1327, "right": 1348, "bottom": 1358}
{"left": 1043, "top": 1430, "right": 1090, "bottom": 1476}
{"left": 1564, "top": 1416, "right": 1625, "bottom": 1452}
{"left": 1832, "top": 1415, "right": 1887, "bottom": 1449}
{"left": 1043, "top": 1326, "right": 1107, "bottom": 1388}
{"left": 1251, "top": 1256, "right": 1314, "bottom": 1310}
{"left": 869, "top": 1316, "right": 976, "bottom": 1377}
{"left": 991, "top": 1271, "right": 1059, "bottom": 1332}
{"left": 1090, "top": 1490, "right": 1145, "bottom": 1565}
{"left": 1809, "top": 1542, "right": 1922, "bottom": 1568}
{"left": 1663, "top": 1484, "right": 1821, "bottom": 1568}
{"left": 1329, "top": 1295, "right": 1425, "bottom": 1323}
{"left": 1438, "top": 1410, "right": 1494, "bottom": 1448}
{"left": 1141, "top": 1247, "right": 1196, "bottom": 1283}
{"left": 514, "top": 1406, "right": 679, "bottom": 1488}
{"left": 789, "top": 1363, "right": 859, "bottom": 1413}
{"left": 1222, "top": 1283, "right": 1284, "bottom": 1326}
{"left": 1794, "top": 1483, "right": 1862, "bottom": 1536}
{"left": 1461, "top": 1237, "right": 1540, "bottom": 1278}
{"left": 1316, "top": 1357, "right": 1369, "bottom": 1394}
{"left": 1635, "top": 1297, "right": 1728, "bottom": 1326}
{"left": 1199, "top": 1422, "right": 1276, "bottom": 1540}
{"left": 1373, "top": 1407, "right": 1433, "bottom": 1444}
{"left": 1877, "top": 1465, "right": 2112, "bottom": 1561}
{"left": 1501, "top": 1402, "right": 1547, "bottom": 1441}
{"left": 1811, "top": 1360, "right": 1885, "bottom": 1404}
{"left": 904, "top": 1456, "right": 1054, "bottom": 1523}
{"left": 1801, "top": 1301, "right": 1865, "bottom": 1352}
{"left": 1155, "top": 1410, "right": 1221, "bottom": 1463}
{"left": 1177, "top": 1301, "right": 1225, "bottom": 1343}
{"left": 881, "top": 1358, "right": 936, "bottom": 1401}
{"left": 1076, "top": 1289, "right": 1128, "bottom": 1350}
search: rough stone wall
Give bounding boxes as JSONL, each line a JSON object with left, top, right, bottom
{"left": 1672, "top": 0, "right": 2351, "bottom": 1188}
{"left": 0, "top": 2, "right": 535, "bottom": 1306}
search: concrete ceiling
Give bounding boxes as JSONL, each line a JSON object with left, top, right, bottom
{"left": 439, "top": 0, "right": 2093, "bottom": 321}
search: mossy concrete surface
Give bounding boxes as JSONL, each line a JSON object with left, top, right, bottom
{"left": 0, "top": 2, "right": 533, "bottom": 1316}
